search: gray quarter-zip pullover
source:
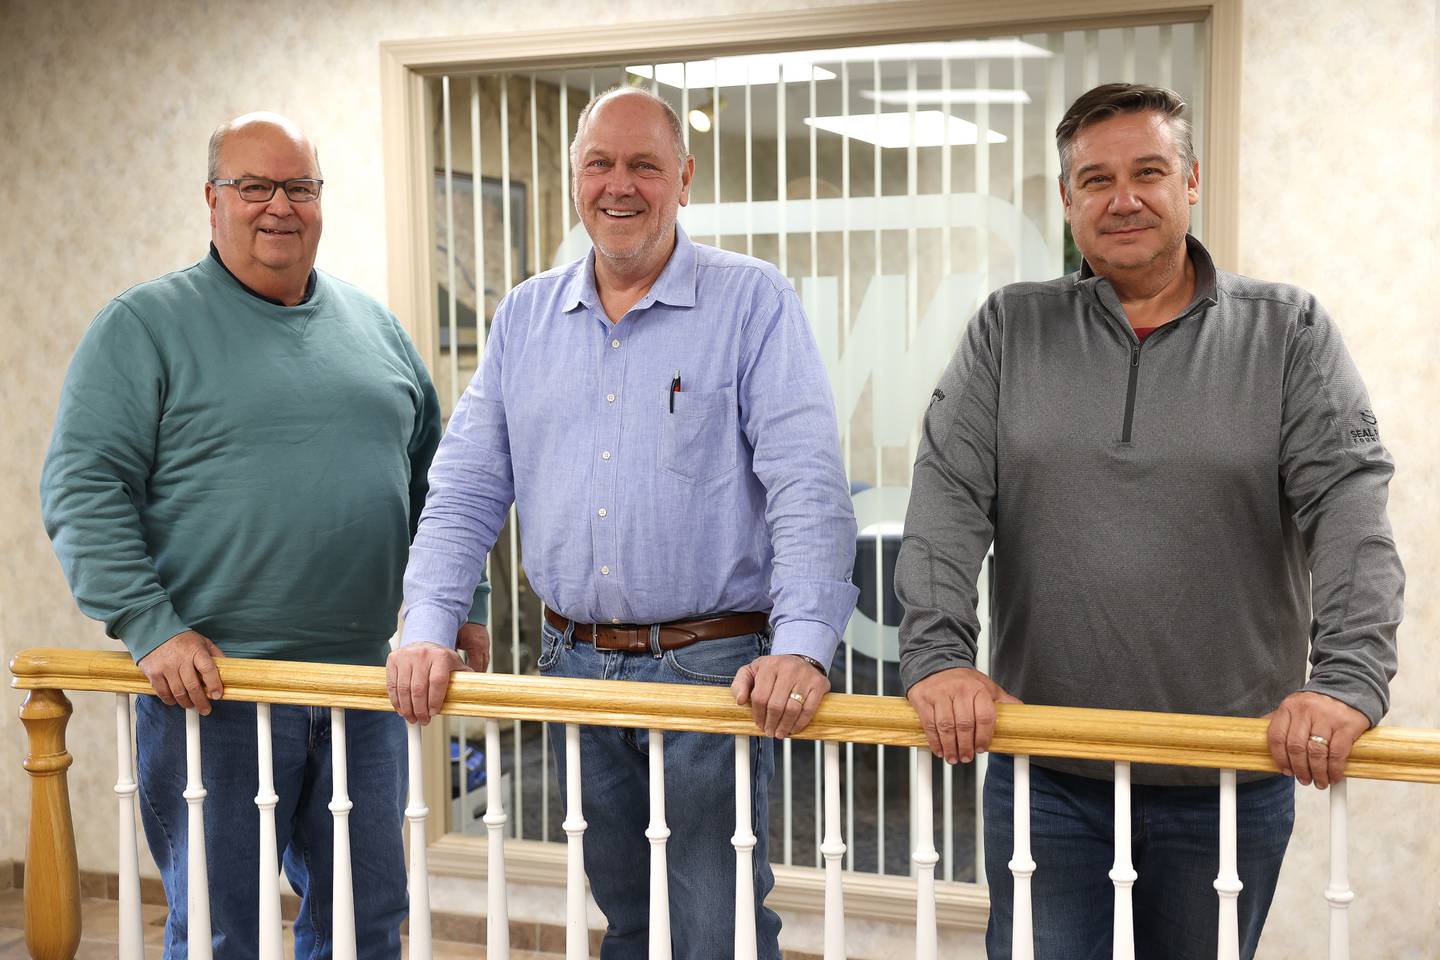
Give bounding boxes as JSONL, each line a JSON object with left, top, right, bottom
{"left": 896, "top": 236, "right": 1403, "bottom": 785}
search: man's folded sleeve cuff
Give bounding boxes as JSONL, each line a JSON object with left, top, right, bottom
{"left": 1302, "top": 676, "right": 1386, "bottom": 728}
{"left": 770, "top": 620, "right": 840, "bottom": 671}
{"left": 115, "top": 601, "right": 190, "bottom": 663}
{"left": 401, "top": 604, "right": 462, "bottom": 651}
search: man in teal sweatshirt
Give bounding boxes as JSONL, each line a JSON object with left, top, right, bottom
{"left": 41, "top": 113, "right": 486, "bottom": 957}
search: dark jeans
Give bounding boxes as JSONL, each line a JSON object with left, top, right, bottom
{"left": 538, "top": 620, "right": 783, "bottom": 960}
{"left": 983, "top": 753, "right": 1295, "bottom": 960}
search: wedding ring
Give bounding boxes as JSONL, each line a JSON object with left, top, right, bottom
{"left": 1309, "top": 734, "right": 1330, "bottom": 747}
{"left": 788, "top": 690, "right": 806, "bottom": 705}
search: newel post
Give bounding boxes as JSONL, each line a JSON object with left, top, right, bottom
{"left": 20, "top": 687, "right": 81, "bottom": 960}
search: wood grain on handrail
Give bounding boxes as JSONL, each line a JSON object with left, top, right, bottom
{"left": 11, "top": 647, "right": 1440, "bottom": 784}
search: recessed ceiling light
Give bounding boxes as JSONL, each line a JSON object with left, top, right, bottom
{"left": 687, "top": 108, "right": 713, "bottom": 133}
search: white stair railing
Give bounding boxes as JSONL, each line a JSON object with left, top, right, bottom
{"left": 406, "top": 721, "right": 432, "bottom": 960}
{"left": 563, "top": 723, "right": 588, "bottom": 960}
{"left": 184, "top": 709, "right": 212, "bottom": 960}
{"left": 329, "top": 708, "right": 356, "bottom": 960}
{"left": 1215, "top": 769, "right": 1243, "bottom": 960}
{"left": 255, "top": 704, "right": 283, "bottom": 959}
{"left": 485, "top": 717, "right": 510, "bottom": 959}
{"left": 1326, "top": 780, "right": 1353, "bottom": 960}
{"left": 1009, "top": 755, "right": 1036, "bottom": 960}
{"left": 821, "top": 739, "right": 846, "bottom": 960}
{"left": 733, "top": 734, "right": 758, "bottom": 960}
{"left": 1110, "top": 761, "right": 1137, "bottom": 960}
{"left": 114, "top": 694, "right": 143, "bottom": 960}
{"left": 913, "top": 749, "right": 939, "bottom": 960}
{"left": 647, "top": 731, "right": 672, "bottom": 960}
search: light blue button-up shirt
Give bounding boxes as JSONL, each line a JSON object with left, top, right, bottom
{"left": 402, "top": 226, "right": 858, "bottom": 665}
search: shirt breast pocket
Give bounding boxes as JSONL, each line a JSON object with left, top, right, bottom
{"left": 658, "top": 388, "right": 738, "bottom": 483}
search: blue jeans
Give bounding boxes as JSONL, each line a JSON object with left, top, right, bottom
{"left": 538, "top": 620, "right": 782, "bottom": 960}
{"left": 982, "top": 754, "right": 1294, "bottom": 960}
{"left": 136, "top": 697, "right": 407, "bottom": 959}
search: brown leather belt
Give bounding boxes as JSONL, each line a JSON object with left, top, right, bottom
{"left": 544, "top": 609, "right": 769, "bottom": 653}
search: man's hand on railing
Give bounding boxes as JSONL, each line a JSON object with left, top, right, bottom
{"left": 906, "top": 667, "right": 1022, "bottom": 766}
{"left": 137, "top": 630, "right": 226, "bottom": 715}
{"left": 456, "top": 622, "right": 491, "bottom": 672}
{"left": 386, "top": 633, "right": 482, "bottom": 725}
{"left": 1263, "top": 691, "right": 1371, "bottom": 790}
{"left": 731, "top": 654, "right": 831, "bottom": 739}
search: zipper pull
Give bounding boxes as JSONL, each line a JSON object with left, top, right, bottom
{"left": 1130, "top": 345, "right": 1140, "bottom": 367}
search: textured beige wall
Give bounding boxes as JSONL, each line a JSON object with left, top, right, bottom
{"left": 1235, "top": 2, "right": 1440, "bottom": 957}
{"left": 1, "top": 0, "right": 1435, "bottom": 957}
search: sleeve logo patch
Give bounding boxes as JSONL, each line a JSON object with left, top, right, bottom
{"left": 1350, "top": 410, "right": 1380, "bottom": 445}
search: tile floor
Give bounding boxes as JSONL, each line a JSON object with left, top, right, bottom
{"left": 0, "top": 890, "right": 560, "bottom": 959}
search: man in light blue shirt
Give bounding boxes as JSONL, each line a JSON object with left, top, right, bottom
{"left": 387, "top": 87, "right": 857, "bottom": 957}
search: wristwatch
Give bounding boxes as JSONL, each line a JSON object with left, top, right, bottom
{"left": 791, "top": 654, "right": 826, "bottom": 674}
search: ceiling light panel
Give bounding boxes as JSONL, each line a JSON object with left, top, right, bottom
{"left": 627, "top": 56, "right": 836, "bottom": 89}
{"left": 803, "top": 111, "right": 1007, "bottom": 149}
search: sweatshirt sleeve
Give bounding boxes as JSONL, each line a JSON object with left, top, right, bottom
{"left": 896, "top": 295, "right": 1002, "bottom": 691}
{"left": 40, "top": 300, "right": 189, "bottom": 661}
{"left": 1279, "top": 301, "right": 1403, "bottom": 726}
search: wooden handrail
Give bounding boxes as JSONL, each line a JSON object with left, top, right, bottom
{"left": 11, "top": 646, "right": 1440, "bottom": 784}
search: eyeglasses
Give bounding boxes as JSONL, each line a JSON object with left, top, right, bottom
{"left": 210, "top": 177, "right": 324, "bottom": 203}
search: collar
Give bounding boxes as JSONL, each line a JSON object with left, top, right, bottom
{"left": 1077, "top": 233, "right": 1219, "bottom": 315}
{"left": 209, "top": 243, "right": 316, "bottom": 306}
{"left": 561, "top": 223, "right": 699, "bottom": 314}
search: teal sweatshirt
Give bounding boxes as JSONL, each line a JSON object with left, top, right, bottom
{"left": 42, "top": 253, "right": 487, "bottom": 667}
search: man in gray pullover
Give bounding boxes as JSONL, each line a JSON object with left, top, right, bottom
{"left": 896, "top": 83, "right": 1402, "bottom": 960}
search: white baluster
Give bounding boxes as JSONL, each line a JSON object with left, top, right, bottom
{"left": 1325, "top": 780, "right": 1353, "bottom": 960}
{"left": 406, "top": 722, "right": 432, "bottom": 959}
{"left": 254, "top": 705, "right": 282, "bottom": 960}
{"left": 563, "top": 724, "right": 588, "bottom": 960}
{"left": 114, "top": 695, "right": 143, "bottom": 960}
{"left": 913, "top": 750, "right": 939, "bottom": 960}
{"left": 1110, "top": 761, "right": 1136, "bottom": 960}
{"left": 1010, "top": 755, "right": 1036, "bottom": 960}
{"left": 1214, "top": 769, "right": 1242, "bottom": 960}
{"left": 733, "top": 735, "right": 758, "bottom": 960}
{"left": 647, "top": 731, "right": 672, "bottom": 960}
{"left": 485, "top": 718, "right": 510, "bottom": 959}
{"left": 329, "top": 709, "right": 356, "bottom": 960}
{"left": 185, "top": 709, "right": 212, "bottom": 960}
{"left": 821, "top": 740, "right": 846, "bottom": 960}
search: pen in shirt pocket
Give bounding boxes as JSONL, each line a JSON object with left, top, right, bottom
{"left": 669, "top": 370, "right": 681, "bottom": 413}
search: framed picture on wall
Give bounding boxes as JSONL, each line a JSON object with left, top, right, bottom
{"left": 434, "top": 170, "right": 528, "bottom": 347}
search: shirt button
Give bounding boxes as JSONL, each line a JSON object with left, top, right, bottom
{"left": 606, "top": 393, "right": 616, "bottom": 403}
{"left": 600, "top": 565, "right": 610, "bottom": 575}
{"left": 597, "top": 508, "right": 607, "bottom": 517}
{"left": 611, "top": 618, "right": 620, "bottom": 624}
{"left": 601, "top": 451, "right": 611, "bottom": 461}
{"left": 611, "top": 338, "right": 621, "bottom": 349}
